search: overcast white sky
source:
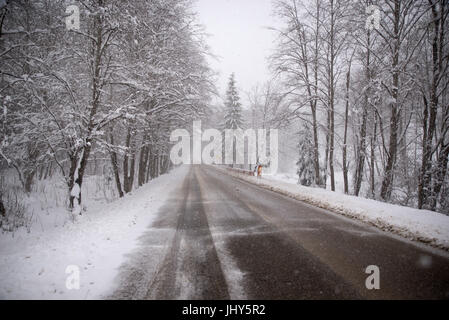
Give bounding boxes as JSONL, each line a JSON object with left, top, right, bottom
{"left": 194, "top": 0, "right": 282, "bottom": 107}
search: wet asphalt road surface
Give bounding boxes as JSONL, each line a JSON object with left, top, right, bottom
{"left": 111, "top": 165, "right": 449, "bottom": 300}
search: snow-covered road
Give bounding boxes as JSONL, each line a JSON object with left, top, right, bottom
{"left": 111, "top": 165, "right": 449, "bottom": 299}
{"left": 1, "top": 165, "right": 449, "bottom": 299}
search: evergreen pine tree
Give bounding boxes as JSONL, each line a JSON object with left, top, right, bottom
{"left": 223, "top": 73, "right": 244, "bottom": 130}
{"left": 297, "top": 122, "right": 315, "bottom": 186}
{"left": 222, "top": 73, "right": 244, "bottom": 167}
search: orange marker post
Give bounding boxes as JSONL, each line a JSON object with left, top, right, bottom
{"left": 257, "top": 165, "right": 262, "bottom": 177}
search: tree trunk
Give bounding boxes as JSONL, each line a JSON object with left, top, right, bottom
{"left": 418, "top": 0, "right": 442, "bottom": 209}
{"left": 311, "top": 105, "right": 321, "bottom": 186}
{"left": 354, "top": 109, "right": 367, "bottom": 196}
{"left": 313, "top": 1, "right": 321, "bottom": 187}
{"left": 430, "top": 144, "right": 449, "bottom": 211}
{"left": 380, "top": 0, "right": 401, "bottom": 201}
{"left": 343, "top": 66, "right": 351, "bottom": 194}
{"left": 328, "top": 0, "right": 335, "bottom": 192}
{"left": 324, "top": 107, "right": 330, "bottom": 188}
{"left": 67, "top": 2, "right": 106, "bottom": 211}
{"left": 354, "top": 29, "right": 372, "bottom": 197}
{"left": 68, "top": 140, "right": 93, "bottom": 212}
{"left": 370, "top": 118, "right": 377, "bottom": 198}
{"left": 43, "top": 161, "right": 52, "bottom": 180}
{"left": 123, "top": 128, "right": 133, "bottom": 194}
{"left": 138, "top": 138, "right": 149, "bottom": 187}
{"left": 128, "top": 149, "right": 136, "bottom": 191}
{"left": 108, "top": 128, "right": 124, "bottom": 198}
{"left": 145, "top": 146, "right": 152, "bottom": 183}
{"left": 24, "top": 170, "right": 35, "bottom": 193}
{"left": 380, "top": 101, "right": 400, "bottom": 201}
{"left": 0, "top": 192, "right": 5, "bottom": 218}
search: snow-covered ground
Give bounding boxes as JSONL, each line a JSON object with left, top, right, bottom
{"left": 220, "top": 167, "right": 449, "bottom": 251}
{"left": 0, "top": 165, "right": 189, "bottom": 299}
{"left": 0, "top": 168, "right": 119, "bottom": 233}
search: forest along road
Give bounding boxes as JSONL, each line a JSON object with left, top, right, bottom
{"left": 111, "top": 165, "right": 449, "bottom": 300}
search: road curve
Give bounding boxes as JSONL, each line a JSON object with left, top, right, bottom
{"left": 111, "top": 165, "right": 449, "bottom": 300}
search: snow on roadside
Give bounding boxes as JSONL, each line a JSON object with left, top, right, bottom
{"left": 218, "top": 167, "right": 449, "bottom": 251}
{"left": 0, "top": 165, "right": 189, "bottom": 299}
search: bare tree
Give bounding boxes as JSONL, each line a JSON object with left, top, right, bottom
{"left": 376, "top": 0, "right": 428, "bottom": 200}
{"left": 270, "top": 0, "right": 324, "bottom": 186}
{"left": 417, "top": 0, "right": 449, "bottom": 210}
